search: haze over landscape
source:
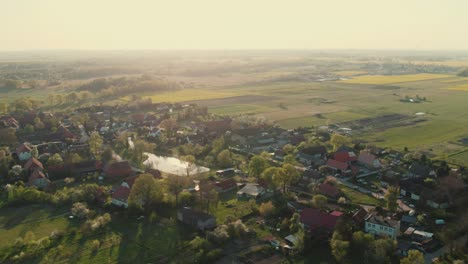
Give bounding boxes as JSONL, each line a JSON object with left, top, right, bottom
{"left": 1, "top": 0, "right": 468, "bottom": 50}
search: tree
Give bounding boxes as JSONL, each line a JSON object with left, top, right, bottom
{"left": 181, "top": 155, "right": 196, "bottom": 177}
{"left": 217, "top": 149, "right": 232, "bottom": 168}
{"left": 131, "top": 139, "right": 155, "bottom": 168}
{"left": 47, "top": 153, "right": 64, "bottom": 167}
{"left": 24, "top": 124, "right": 34, "bottom": 134}
{"left": 0, "top": 128, "right": 17, "bottom": 146}
{"left": 71, "top": 202, "right": 90, "bottom": 219}
{"left": 248, "top": 155, "right": 267, "bottom": 179}
{"left": 312, "top": 194, "right": 328, "bottom": 209}
{"left": 258, "top": 201, "right": 275, "bottom": 218}
{"left": 261, "top": 167, "right": 281, "bottom": 188}
{"left": 272, "top": 163, "right": 299, "bottom": 193}
{"left": 400, "top": 250, "right": 424, "bottom": 264}
{"left": 289, "top": 213, "right": 301, "bottom": 233}
{"left": 101, "top": 147, "right": 114, "bottom": 164}
{"left": 89, "top": 132, "right": 103, "bottom": 160}
{"left": 30, "top": 147, "right": 39, "bottom": 158}
{"left": 330, "top": 133, "right": 351, "bottom": 151}
{"left": 166, "top": 175, "right": 189, "bottom": 206}
{"left": 34, "top": 117, "right": 45, "bottom": 130}
{"left": 128, "top": 174, "right": 163, "bottom": 212}
{"left": 385, "top": 186, "right": 399, "bottom": 212}
{"left": 283, "top": 154, "right": 296, "bottom": 164}
{"left": 159, "top": 118, "right": 178, "bottom": 137}
{"left": 330, "top": 232, "right": 350, "bottom": 263}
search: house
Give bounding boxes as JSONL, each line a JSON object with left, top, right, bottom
{"left": 28, "top": 169, "right": 50, "bottom": 188}
{"left": 72, "top": 160, "right": 102, "bottom": 176}
{"left": 111, "top": 172, "right": 161, "bottom": 208}
{"left": 145, "top": 168, "right": 162, "bottom": 179}
{"left": 408, "top": 162, "right": 431, "bottom": 178}
{"left": 111, "top": 185, "right": 131, "bottom": 208}
{"left": 104, "top": 161, "right": 133, "bottom": 178}
{"left": 300, "top": 208, "right": 342, "bottom": 233}
{"left": 296, "top": 145, "right": 327, "bottom": 165}
{"left": 333, "top": 151, "right": 357, "bottom": 163}
{"left": 397, "top": 239, "right": 424, "bottom": 257}
{"left": 352, "top": 207, "right": 368, "bottom": 226}
{"left": 318, "top": 182, "right": 340, "bottom": 199}
{"left": 24, "top": 157, "right": 44, "bottom": 173}
{"left": 326, "top": 159, "right": 349, "bottom": 172}
{"left": 358, "top": 151, "right": 381, "bottom": 169}
{"left": 237, "top": 183, "right": 265, "bottom": 200}
{"left": 203, "top": 119, "right": 231, "bottom": 133}
{"left": 0, "top": 116, "right": 19, "bottom": 129}
{"left": 16, "top": 143, "right": 32, "bottom": 161}
{"left": 401, "top": 215, "right": 417, "bottom": 225}
{"left": 147, "top": 127, "right": 162, "bottom": 138}
{"left": 177, "top": 207, "right": 216, "bottom": 231}
{"left": 364, "top": 214, "right": 400, "bottom": 239}
{"left": 214, "top": 179, "right": 237, "bottom": 193}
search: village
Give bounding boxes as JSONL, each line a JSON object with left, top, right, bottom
{"left": 0, "top": 98, "right": 467, "bottom": 264}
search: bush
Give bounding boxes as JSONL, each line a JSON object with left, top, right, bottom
{"left": 91, "top": 240, "right": 100, "bottom": 252}
{"left": 259, "top": 201, "right": 275, "bottom": 218}
{"left": 206, "top": 248, "right": 223, "bottom": 262}
{"left": 71, "top": 202, "right": 90, "bottom": 219}
{"left": 207, "top": 225, "right": 230, "bottom": 245}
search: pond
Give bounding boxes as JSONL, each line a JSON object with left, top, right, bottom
{"left": 143, "top": 153, "right": 210, "bottom": 176}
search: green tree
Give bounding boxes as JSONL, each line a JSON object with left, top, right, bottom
{"left": 330, "top": 232, "right": 350, "bottom": 263}
{"left": 330, "top": 133, "right": 351, "bottom": 151}
{"left": 385, "top": 186, "right": 399, "bottom": 212}
{"left": 217, "top": 149, "right": 232, "bottom": 168}
{"left": 312, "top": 194, "right": 328, "bottom": 209}
{"left": 130, "top": 139, "right": 155, "bottom": 168}
{"left": 166, "top": 175, "right": 189, "bottom": 207}
{"left": 47, "top": 153, "right": 64, "bottom": 167}
{"left": 31, "top": 147, "right": 39, "bottom": 158}
{"left": 273, "top": 163, "right": 299, "bottom": 193}
{"left": 248, "top": 155, "right": 267, "bottom": 179}
{"left": 181, "top": 155, "right": 196, "bottom": 177}
{"left": 34, "top": 117, "right": 45, "bottom": 130}
{"left": 89, "top": 132, "right": 103, "bottom": 160}
{"left": 128, "top": 174, "right": 163, "bottom": 212}
{"left": 0, "top": 128, "right": 18, "bottom": 146}
{"left": 400, "top": 250, "right": 424, "bottom": 264}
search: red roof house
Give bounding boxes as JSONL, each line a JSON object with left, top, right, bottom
{"left": 105, "top": 161, "right": 133, "bottom": 178}
{"left": 326, "top": 159, "right": 349, "bottom": 171}
{"left": 25, "top": 157, "right": 44, "bottom": 172}
{"left": 111, "top": 186, "right": 131, "bottom": 208}
{"left": 300, "top": 208, "right": 342, "bottom": 232}
{"left": 333, "top": 151, "right": 357, "bottom": 163}
{"left": 28, "top": 169, "right": 50, "bottom": 188}
{"left": 358, "top": 151, "right": 381, "bottom": 168}
{"left": 214, "top": 179, "right": 237, "bottom": 193}
{"left": 318, "top": 183, "right": 341, "bottom": 198}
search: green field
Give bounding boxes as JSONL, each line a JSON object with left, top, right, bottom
{"left": 209, "top": 104, "right": 271, "bottom": 115}
{"left": 339, "top": 185, "right": 382, "bottom": 206}
{"left": 339, "top": 73, "right": 451, "bottom": 85}
{"left": 0, "top": 206, "right": 69, "bottom": 248}
{"left": 134, "top": 89, "right": 245, "bottom": 103}
{"left": 448, "top": 150, "right": 468, "bottom": 166}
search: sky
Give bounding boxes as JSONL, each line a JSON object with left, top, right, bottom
{"left": 1, "top": 0, "right": 467, "bottom": 50}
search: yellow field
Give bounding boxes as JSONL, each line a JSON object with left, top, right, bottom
{"left": 334, "top": 70, "right": 368, "bottom": 76}
{"left": 123, "top": 89, "right": 244, "bottom": 103}
{"left": 447, "top": 84, "right": 468, "bottom": 91}
{"left": 339, "top": 73, "right": 452, "bottom": 85}
{"left": 440, "top": 77, "right": 468, "bottom": 83}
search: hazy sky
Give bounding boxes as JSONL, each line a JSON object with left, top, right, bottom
{"left": 1, "top": 0, "right": 467, "bottom": 50}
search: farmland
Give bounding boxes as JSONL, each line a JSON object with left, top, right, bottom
{"left": 339, "top": 73, "right": 451, "bottom": 85}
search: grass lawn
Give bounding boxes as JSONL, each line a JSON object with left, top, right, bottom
{"left": 213, "top": 190, "right": 254, "bottom": 224}
{"left": 0, "top": 205, "right": 69, "bottom": 248}
{"left": 339, "top": 73, "right": 452, "bottom": 85}
{"left": 339, "top": 185, "right": 382, "bottom": 206}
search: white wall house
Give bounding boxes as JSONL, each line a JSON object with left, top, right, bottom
{"left": 364, "top": 214, "right": 400, "bottom": 239}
